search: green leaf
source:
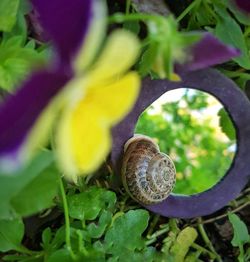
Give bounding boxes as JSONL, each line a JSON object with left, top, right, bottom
{"left": 87, "top": 210, "right": 112, "bottom": 238}
{"left": 42, "top": 227, "right": 52, "bottom": 250}
{"left": 195, "top": 5, "right": 215, "bottom": 27}
{"left": 3, "top": 0, "right": 30, "bottom": 43}
{"left": 3, "top": 255, "right": 28, "bottom": 262}
{"left": 3, "top": 14, "right": 27, "bottom": 43}
{"left": 11, "top": 164, "right": 59, "bottom": 217}
{"left": 0, "top": 36, "right": 48, "bottom": 91}
{"left": 0, "top": 151, "right": 54, "bottom": 219}
{"left": 3, "top": 255, "right": 44, "bottom": 261}
{"left": 139, "top": 43, "right": 159, "bottom": 77}
{"left": 222, "top": 0, "right": 250, "bottom": 25}
{"left": 184, "top": 251, "right": 202, "bottom": 262}
{"left": 0, "top": 0, "right": 20, "bottom": 32}
{"left": 218, "top": 108, "right": 236, "bottom": 140}
{"left": 228, "top": 213, "right": 249, "bottom": 247}
{"left": 49, "top": 226, "right": 65, "bottom": 251}
{"left": 18, "top": 0, "right": 31, "bottom": 15}
{"left": 112, "top": 246, "right": 158, "bottom": 262}
{"left": 170, "top": 227, "right": 198, "bottom": 261}
{"left": 67, "top": 187, "right": 116, "bottom": 221}
{"left": 123, "top": 21, "right": 140, "bottom": 35}
{"left": 215, "top": 11, "right": 250, "bottom": 69}
{"left": 232, "top": 72, "right": 250, "bottom": 89}
{"left": 104, "top": 210, "right": 149, "bottom": 257}
{"left": 48, "top": 245, "right": 106, "bottom": 262}
{"left": 47, "top": 249, "right": 72, "bottom": 262}
{"left": 0, "top": 216, "right": 24, "bottom": 252}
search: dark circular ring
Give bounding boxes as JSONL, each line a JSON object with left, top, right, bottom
{"left": 111, "top": 69, "right": 250, "bottom": 218}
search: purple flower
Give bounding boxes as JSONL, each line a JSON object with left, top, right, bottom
{"left": 176, "top": 33, "right": 240, "bottom": 72}
{"left": 234, "top": 0, "right": 250, "bottom": 13}
{"left": 150, "top": 31, "right": 240, "bottom": 80}
{"left": 0, "top": 0, "right": 142, "bottom": 182}
{"left": 0, "top": 0, "right": 93, "bottom": 171}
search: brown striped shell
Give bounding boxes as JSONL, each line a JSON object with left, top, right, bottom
{"left": 121, "top": 135, "right": 176, "bottom": 205}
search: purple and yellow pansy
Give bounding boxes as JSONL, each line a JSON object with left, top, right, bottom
{"left": 0, "top": 0, "right": 141, "bottom": 181}
{"left": 0, "top": 0, "right": 241, "bottom": 184}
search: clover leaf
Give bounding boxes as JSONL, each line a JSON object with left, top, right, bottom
{"left": 67, "top": 187, "right": 116, "bottom": 221}
{"left": 104, "top": 210, "right": 149, "bottom": 258}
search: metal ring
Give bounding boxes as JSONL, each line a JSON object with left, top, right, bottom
{"left": 111, "top": 68, "right": 250, "bottom": 218}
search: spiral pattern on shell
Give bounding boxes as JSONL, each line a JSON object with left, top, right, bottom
{"left": 121, "top": 135, "right": 176, "bottom": 205}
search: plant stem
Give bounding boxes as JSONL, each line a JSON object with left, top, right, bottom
{"left": 150, "top": 225, "right": 169, "bottom": 239}
{"left": 120, "top": 195, "right": 129, "bottom": 212}
{"left": 59, "top": 177, "right": 77, "bottom": 260}
{"left": 109, "top": 13, "right": 164, "bottom": 25}
{"left": 15, "top": 245, "right": 44, "bottom": 256}
{"left": 146, "top": 226, "right": 169, "bottom": 246}
{"left": 244, "top": 26, "right": 250, "bottom": 37}
{"left": 169, "top": 218, "right": 179, "bottom": 234}
{"left": 76, "top": 229, "right": 88, "bottom": 256}
{"left": 239, "top": 245, "right": 245, "bottom": 262}
{"left": 146, "top": 237, "right": 157, "bottom": 246}
{"left": 198, "top": 201, "right": 250, "bottom": 225}
{"left": 203, "top": 1, "right": 217, "bottom": 20}
{"left": 111, "top": 211, "right": 124, "bottom": 226}
{"left": 147, "top": 215, "right": 160, "bottom": 236}
{"left": 176, "top": 0, "right": 199, "bottom": 22}
{"left": 191, "top": 243, "right": 216, "bottom": 260}
{"left": 126, "top": 0, "right": 131, "bottom": 15}
{"left": 197, "top": 219, "right": 222, "bottom": 262}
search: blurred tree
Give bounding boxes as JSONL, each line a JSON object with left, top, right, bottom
{"left": 135, "top": 89, "right": 235, "bottom": 194}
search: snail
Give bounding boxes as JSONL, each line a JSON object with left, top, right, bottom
{"left": 121, "top": 134, "right": 176, "bottom": 205}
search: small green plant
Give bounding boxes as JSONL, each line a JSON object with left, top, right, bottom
{"left": 228, "top": 213, "right": 250, "bottom": 262}
{"left": 0, "top": 0, "right": 48, "bottom": 91}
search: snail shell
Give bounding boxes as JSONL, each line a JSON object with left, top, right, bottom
{"left": 121, "top": 135, "right": 176, "bottom": 205}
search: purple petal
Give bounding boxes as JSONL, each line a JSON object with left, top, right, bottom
{"left": 32, "top": 0, "right": 92, "bottom": 66}
{"left": 0, "top": 70, "right": 70, "bottom": 158}
{"left": 235, "top": 0, "right": 250, "bottom": 13}
{"left": 111, "top": 69, "right": 250, "bottom": 218}
{"left": 176, "top": 33, "right": 240, "bottom": 72}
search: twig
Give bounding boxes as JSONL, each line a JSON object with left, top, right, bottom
{"left": 237, "top": 187, "right": 250, "bottom": 199}
{"left": 197, "top": 219, "right": 222, "bottom": 262}
{"left": 147, "top": 215, "right": 160, "bottom": 236}
{"left": 199, "top": 201, "right": 250, "bottom": 225}
{"left": 191, "top": 243, "right": 216, "bottom": 260}
{"left": 146, "top": 226, "right": 169, "bottom": 246}
{"left": 176, "top": 0, "right": 199, "bottom": 22}
{"left": 27, "top": 37, "right": 44, "bottom": 46}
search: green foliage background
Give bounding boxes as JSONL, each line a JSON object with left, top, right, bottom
{"left": 0, "top": 0, "right": 249, "bottom": 261}
{"left": 135, "top": 90, "right": 236, "bottom": 194}
{"left": 0, "top": 0, "right": 49, "bottom": 92}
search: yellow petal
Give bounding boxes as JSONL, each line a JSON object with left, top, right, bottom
{"left": 56, "top": 72, "right": 140, "bottom": 180}
{"left": 87, "top": 30, "right": 140, "bottom": 86}
{"left": 56, "top": 104, "right": 111, "bottom": 181}
{"left": 55, "top": 110, "right": 78, "bottom": 182}
{"left": 73, "top": 0, "right": 107, "bottom": 74}
{"left": 170, "top": 73, "right": 181, "bottom": 82}
{"left": 85, "top": 71, "right": 140, "bottom": 125}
